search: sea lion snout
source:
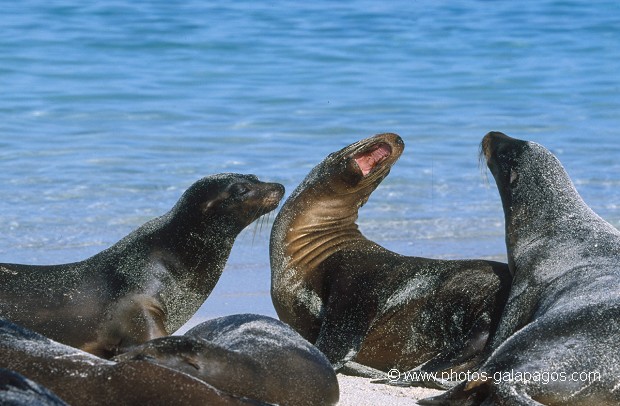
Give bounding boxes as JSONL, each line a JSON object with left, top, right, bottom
{"left": 481, "top": 131, "right": 514, "bottom": 162}
{"left": 218, "top": 177, "right": 284, "bottom": 215}
{"left": 261, "top": 183, "right": 286, "bottom": 210}
{"left": 376, "top": 132, "right": 404, "bottom": 151}
{"left": 374, "top": 132, "right": 404, "bottom": 157}
{"left": 480, "top": 132, "right": 533, "bottom": 188}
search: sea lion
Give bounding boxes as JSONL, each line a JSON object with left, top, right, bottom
{"left": 0, "top": 318, "right": 266, "bottom": 406}
{"left": 0, "top": 368, "right": 68, "bottom": 406}
{"left": 421, "top": 132, "right": 620, "bottom": 405}
{"left": 0, "top": 174, "right": 284, "bottom": 358}
{"left": 270, "top": 133, "right": 511, "bottom": 380}
{"left": 114, "top": 314, "right": 339, "bottom": 406}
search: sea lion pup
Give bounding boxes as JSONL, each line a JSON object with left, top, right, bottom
{"left": 421, "top": 132, "right": 620, "bottom": 405}
{"left": 0, "top": 174, "right": 285, "bottom": 358}
{"left": 270, "top": 133, "right": 511, "bottom": 381}
{"left": 115, "top": 314, "right": 339, "bottom": 406}
{"left": 0, "top": 318, "right": 266, "bottom": 406}
{"left": 0, "top": 368, "right": 68, "bottom": 406}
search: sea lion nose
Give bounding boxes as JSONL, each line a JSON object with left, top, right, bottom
{"left": 271, "top": 183, "right": 285, "bottom": 198}
{"left": 393, "top": 134, "right": 404, "bottom": 149}
{"left": 379, "top": 132, "right": 404, "bottom": 154}
{"left": 383, "top": 132, "right": 403, "bottom": 144}
{"left": 481, "top": 131, "right": 511, "bottom": 161}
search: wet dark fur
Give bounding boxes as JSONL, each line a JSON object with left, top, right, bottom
{"left": 422, "top": 132, "right": 620, "bottom": 405}
{"left": 0, "top": 174, "right": 284, "bottom": 358}
{"left": 115, "top": 314, "right": 339, "bottom": 406}
{"left": 270, "top": 133, "right": 511, "bottom": 384}
{"left": 0, "top": 318, "right": 267, "bottom": 406}
{"left": 0, "top": 367, "right": 68, "bottom": 406}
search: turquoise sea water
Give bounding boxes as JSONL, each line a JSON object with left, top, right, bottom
{"left": 1, "top": 1, "right": 619, "bottom": 331}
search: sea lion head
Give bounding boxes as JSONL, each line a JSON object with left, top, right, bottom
{"left": 480, "top": 131, "right": 530, "bottom": 209}
{"left": 302, "top": 133, "right": 404, "bottom": 207}
{"left": 114, "top": 336, "right": 267, "bottom": 401}
{"left": 480, "top": 131, "right": 585, "bottom": 260}
{"left": 113, "top": 336, "right": 231, "bottom": 379}
{"left": 173, "top": 173, "right": 285, "bottom": 232}
{"left": 480, "top": 131, "right": 577, "bottom": 215}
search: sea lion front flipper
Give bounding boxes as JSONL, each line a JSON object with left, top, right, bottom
{"left": 377, "top": 318, "right": 490, "bottom": 389}
{"left": 339, "top": 361, "right": 385, "bottom": 379}
{"left": 82, "top": 294, "right": 169, "bottom": 358}
{"left": 314, "top": 286, "right": 371, "bottom": 371}
{"left": 115, "top": 294, "right": 169, "bottom": 349}
{"left": 422, "top": 316, "right": 490, "bottom": 374}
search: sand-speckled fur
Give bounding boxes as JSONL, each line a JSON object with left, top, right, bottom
{"left": 0, "top": 318, "right": 267, "bottom": 405}
{"left": 0, "top": 174, "right": 284, "bottom": 358}
{"left": 422, "top": 132, "right": 620, "bottom": 405}
{"left": 270, "top": 134, "right": 511, "bottom": 381}
{"left": 115, "top": 314, "right": 339, "bottom": 406}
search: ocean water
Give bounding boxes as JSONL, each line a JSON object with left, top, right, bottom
{"left": 1, "top": 1, "right": 619, "bottom": 332}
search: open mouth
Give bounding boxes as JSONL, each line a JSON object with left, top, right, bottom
{"left": 353, "top": 142, "right": 392, "bottom": 176}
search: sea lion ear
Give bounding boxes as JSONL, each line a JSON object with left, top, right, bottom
{"left": 510, "top": 168, "right": 519, "bottom": 185}
{"left": 200, "top": 200, "right": 217, "bottom": 214}
{"left": 199, "top": 190, "right": 231, "bottom": 214}
{"left": 181, "top": 355, "right": 201, "bottom": 370}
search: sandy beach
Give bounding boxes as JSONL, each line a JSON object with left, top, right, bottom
{"left": 336, "top": 375, "right": 443, "bottom": 406}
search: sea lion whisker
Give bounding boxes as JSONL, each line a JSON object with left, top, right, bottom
{"left": 249, "top": 203, "right": 269, "bottom": 246}
{"left": 252, "top": 206, "right": 272, "bottom": 246}
{"left": 255, "top": 217, "right": 263, "bottom": 237}
{"left": 477, "top": 142, "right": 491, "bottom": 186}
{"left": 259, "top": 205, "right": 275, "bottom": 240}
{"left": 257, "top": 215, "right": 266, "bottom": 241}
{"left": 251, "top": 219, "right": 259, "bottom": 245}
{"left": 259, "top": 206, "right": 269, "bottom": 234}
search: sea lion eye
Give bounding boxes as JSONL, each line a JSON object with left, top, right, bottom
{"left": 233, "top": 184, "right": 250, "bottom": 196}
{"left": 134, "top": 353, "right": 156, "bottom": 362}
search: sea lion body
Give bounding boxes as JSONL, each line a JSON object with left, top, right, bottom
{"left": 115, "top": 314, "right": 339, "bottom": 406}
{"left": 422, "top": 132, "right": 620, "bottom": 405}
{"left": 0, "top": 174, "right": 284, "bottom": 358}
{"left": 270, "top": 134, "right": 511, "bottom": 377}
{"left": 0, "top": 368, "right": 68, "bottom": 406}
{"left": 0, "top": 318, "right": 266, "bottom": 406}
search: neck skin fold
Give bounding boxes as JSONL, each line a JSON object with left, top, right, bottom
{"left": 284, "top": 190, "right": 366, "bottom": 272}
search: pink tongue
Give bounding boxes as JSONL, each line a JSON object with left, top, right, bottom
{"left": 354, "top": 144, "right": 391, "bottom": 176}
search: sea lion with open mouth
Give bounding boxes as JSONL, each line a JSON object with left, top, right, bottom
{"left": 0, "top": 174, "right": 284, "bottom": 358}
{"left": 270, "top": 133, "right": 511, "bottom": 382}
{"left": 421, "top": 132, "right": 620, "bottom": 405}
